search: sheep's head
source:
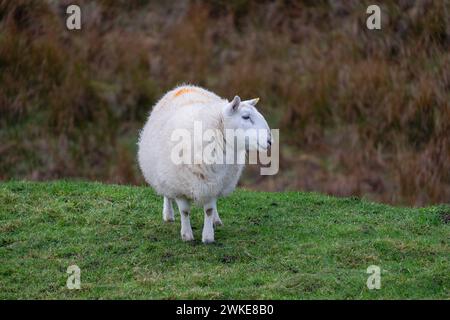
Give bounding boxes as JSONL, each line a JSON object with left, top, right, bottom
{"left": 222, "top": 95, "right": 271, "bottom": 152}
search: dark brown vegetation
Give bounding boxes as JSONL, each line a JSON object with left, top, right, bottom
{"left": 0, "top": 0, "right": 449, "bottom": 206}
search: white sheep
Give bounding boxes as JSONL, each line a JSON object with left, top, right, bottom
{"left": 137, "top": 85, "right": 271, "bottom": 243}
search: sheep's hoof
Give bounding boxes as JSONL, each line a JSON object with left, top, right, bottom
{"left": 181, "top": 232, "right": 194, "bottom": 242}
{"left": 213, "top": 219, "right": 223, "bottom": 227}
{"left": 202, "top": 236, "right": 215, "bottom": 244}
{"left": 163, "top": 211, "right": 174, "bottom": 222}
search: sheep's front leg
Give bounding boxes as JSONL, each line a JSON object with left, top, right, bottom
{"left": 175, "top": 198, "right": 194, "bottom": 241}
{"left": 163, "top": 197, "right": 174, "bottom": 222}
{"left": 202, "top": 199, "right": 217, "bottom": 243}
{"left": 211, "top": 201, "right": 223, "bottom": 226}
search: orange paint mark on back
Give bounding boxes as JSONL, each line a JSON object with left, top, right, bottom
{"left": 174, "top": 88, "right": 196, "bottom": 97}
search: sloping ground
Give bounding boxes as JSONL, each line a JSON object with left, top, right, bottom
{"left": 0, "top": 181, "right": 448, "bottom": 299}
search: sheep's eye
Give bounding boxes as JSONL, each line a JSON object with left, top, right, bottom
{"left": 242, "top": 115, "right": 250, "bottom": 120}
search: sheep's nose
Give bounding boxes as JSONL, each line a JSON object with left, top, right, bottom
{"left": 267, "top": 139, "right": 272, "bottom": 147}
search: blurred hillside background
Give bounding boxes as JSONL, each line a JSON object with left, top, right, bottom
{"left": 0, "top": 0, "right": 449, "bottom": 206}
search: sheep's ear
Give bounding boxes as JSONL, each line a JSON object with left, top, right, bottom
{"left": 243, "top": 98, "right": 259, "bottom": 106}
{"left": 227, "top": 95, "right": 241, "bottom": 114}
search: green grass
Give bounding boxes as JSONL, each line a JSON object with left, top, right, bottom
{"left": 0, "top": 181, "right": 449, "bottom": 299}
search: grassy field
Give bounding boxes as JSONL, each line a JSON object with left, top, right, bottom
{"left": 0, "top": 180, "right": 449, "bottom": 299}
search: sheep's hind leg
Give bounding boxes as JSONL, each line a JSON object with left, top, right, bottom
{"left": 202, "top": 199, "right": 217, "bottom": 244}
{"left": 163, "top": 197, "right": 175, "bottom": 222}
{"left": 175, "top": 198, "right": 194, "bottom": 241}
{"left": 212, "top": 201, "right": 223, "bottom": 227}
